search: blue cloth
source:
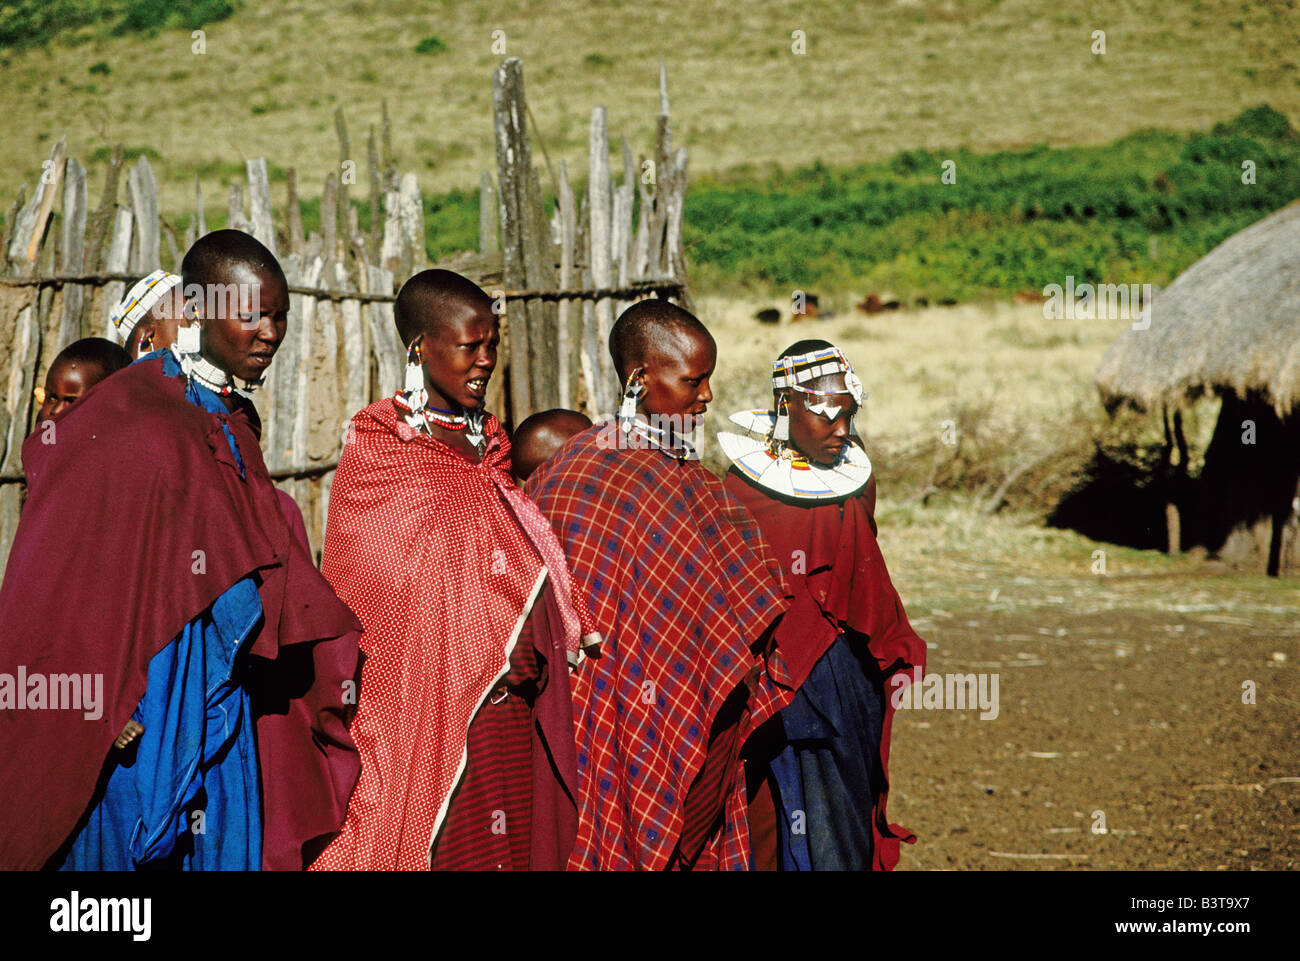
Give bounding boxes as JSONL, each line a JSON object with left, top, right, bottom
{"left": 58, "top": 578, "right": 264, "bottom": 870}
{"left": 764, "top": 634, "right": 885, "bottom": 871}
{"left": 149, "top": 348, "right": 245, "bottom": 476}
{"left": 58, "top": 352, "right": 263, "bottom": 870}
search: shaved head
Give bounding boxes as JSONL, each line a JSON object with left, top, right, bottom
{"left": 512, "top": 408, "right": 592, "bottom": 483}
{"left": 182, "top": 229, "right": 285, "bottom": 291}
{"left": 609, "top": 298, "right": 713, "bottom": 382}
{"left": 38, "top": 337, "right": 131, "bottom": 422}
{"left": 395, "top": 269, "right": 495, "bottom": 346}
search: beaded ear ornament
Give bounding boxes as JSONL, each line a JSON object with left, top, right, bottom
{"left": 617, "top": 369, "right": 645, "bottom": 432}
{"left": 392, "top": 336, "right": 486, "bottom": 450}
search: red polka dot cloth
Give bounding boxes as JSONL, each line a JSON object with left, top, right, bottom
{"left": 309, "top": 399, "right": 599, "bottom": 871}
{"left": 526, "top": 426, "right": 793, "bottom": 870}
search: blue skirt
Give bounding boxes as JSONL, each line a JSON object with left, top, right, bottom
{"left": 751, "top": 633, "right": 885, "bottom": 871}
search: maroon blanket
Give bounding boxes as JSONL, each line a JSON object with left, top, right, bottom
{"left": 0, "top": 357, "right": 362, "bottom": 870}
{"left": 724, "top": 469, "right": 927, "bottom": 869}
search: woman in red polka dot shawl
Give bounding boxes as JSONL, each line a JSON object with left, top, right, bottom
{"left": 310, "top": 271, "right": 600, "bottom": 871}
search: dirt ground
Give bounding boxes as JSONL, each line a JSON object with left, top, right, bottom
{"left": 880, "top": 523, "right": 1299, "bottom": 871}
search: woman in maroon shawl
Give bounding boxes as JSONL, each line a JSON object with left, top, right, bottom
{"left": 718, "top": 339, "right": 927, "bottom": 870}
{"left": 0, "top": 230, "right": 362, "bottom": 870}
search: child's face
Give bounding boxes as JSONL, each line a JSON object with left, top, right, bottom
{"left": 637, "top": 328, "right": 716, "bottom": 423}
{"left": 784, "top": 373, "right": 857, "bottom": 466}
{"left": 37, "top": 360, "right": 95, "bottom": 422}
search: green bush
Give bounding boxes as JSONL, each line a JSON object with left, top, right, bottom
{"left": 0, "top": 0, "right": 237, "bottom": 49}
{"left": 414, "top": 35, "right": 447, "bottom": 55}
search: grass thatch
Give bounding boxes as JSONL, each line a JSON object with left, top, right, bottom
{"left": 1095, "top": 200, "right": 1300, "bottom": 417}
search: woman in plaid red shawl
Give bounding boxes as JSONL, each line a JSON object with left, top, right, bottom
{"left": 527, "top": 300, "right": 792, "bottom": 870}
{"left": 310, "top": 271, "right": 599, "bottom": 871}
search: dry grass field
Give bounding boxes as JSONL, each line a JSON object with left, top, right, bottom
{"left": 2, "top": 0, "right": 1299, "bottom": 218}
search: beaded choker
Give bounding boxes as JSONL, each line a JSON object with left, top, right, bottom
{"left": 393, "top": 391, "right": 486, "bottom": 451}
{"left": 167, "top": 346, "right": 265, "bottom": 399}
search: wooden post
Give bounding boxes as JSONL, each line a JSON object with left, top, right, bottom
{"left": 381, "top": 99, "right": 397, "bottom": 189}
{"left": 0, "top": 285, "right": 37, "bottom": 578}
{"left": 367, "top": 126, "right": 382, "bottom": 261}
{"left": 246, "top": 158, "right": 277, "bottom": 257}
{"left": 589, "top": 106, "right": 615, "bottom": 414}
{"left": 0, "top": 143, "right": 58, "bottom": 575}
{"left": 59, "top": 157, "right": 87, "bottom": 343}
{"left": 400, "top": 173, "right": 427, "bottom": 272}
{"left": 127, "top": 155, "right": 160, "bottom": 272}
{"left": 84, "top": 144, "right": 123, "bottom": 273}
{"left": 285, "top": 168, "right": 305, "bottom": 256}
{"left": 102, "top": 208, "right": 134, "bottom": 340}
{"left": 334, "top": 107, "right": 352, "bottom": 253}
{"left": 479, "top": 172, "right": 498, "bottom": 254}
{"left": 194, "top": 174, "right": 207, "bottom": 236}
{"left": 340, "top": 289, "right": 368, "bottom": 422}
{"left": 666, "top": 146, "right": 691, "bottom": 307}
{"left": 1, "top": 186, "right": 24, "bottom": 267}
{"left": 557, "top": 160, "right": 576, "bottom": 409}
{"left": 493, "top": 58, "right": 538, "bottom": 424}
{"left": 7, "top": 138, "right": 64, "bottom": 270}
{"left": 364, "top": 264, "right": 402, "bottom": 398}
{"left": 321, "top": 172, "right": 339, "bottom": 272}
{"left": 380, "top": 184, "right": 403, "bottom": 277}
{"left": 227, "top": 183, "right": 250, "bottom": 233}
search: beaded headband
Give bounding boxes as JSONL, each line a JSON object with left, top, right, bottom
{"left": 771, "top": 345, "right": 863, "bottom": 405}
{"left": 110, "top": 270, "right": 182, "bottom": 338}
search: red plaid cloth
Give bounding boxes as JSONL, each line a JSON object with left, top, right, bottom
{"left": 527, "top": 427, "right": 792, "bottom": 870}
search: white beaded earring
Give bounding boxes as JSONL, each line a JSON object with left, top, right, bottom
{"left": 773, "top": 392, "right": 791, "bottom": 442}
{"left": 618, "top": 370, "right": 644, "bottom": 430}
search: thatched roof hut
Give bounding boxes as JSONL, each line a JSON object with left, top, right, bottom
{"left": 1094, "top": 201, "right": 1300, "bottom": 575}
{"left": 1096, "top": 200, "right": 1300, "bottom": 416}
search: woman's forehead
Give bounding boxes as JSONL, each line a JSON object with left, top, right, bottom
{"left": 654, "top": 328, "right": 714, "bottom": 372}
{"left": 434, "top": 307, "right": 499, "bottom": 341}
{"left": 802, "top": 372, "right": 847, "bottom": 393}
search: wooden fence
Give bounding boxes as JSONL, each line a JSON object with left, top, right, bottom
{"left": 0, "top": 57, "right": 689, "bottom": 573}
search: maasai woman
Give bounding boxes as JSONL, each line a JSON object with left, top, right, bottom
{"left": 527, "top": 299, "right": 791, "bottom": 870}
{"left": 0, "top": 230, "right": 363, "bottom": 870}
{"left": 717, "top": 339, "right": 928, "bottom": 870}
{"left": 309, "top": 269, "right": 600, "bottom": 871}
